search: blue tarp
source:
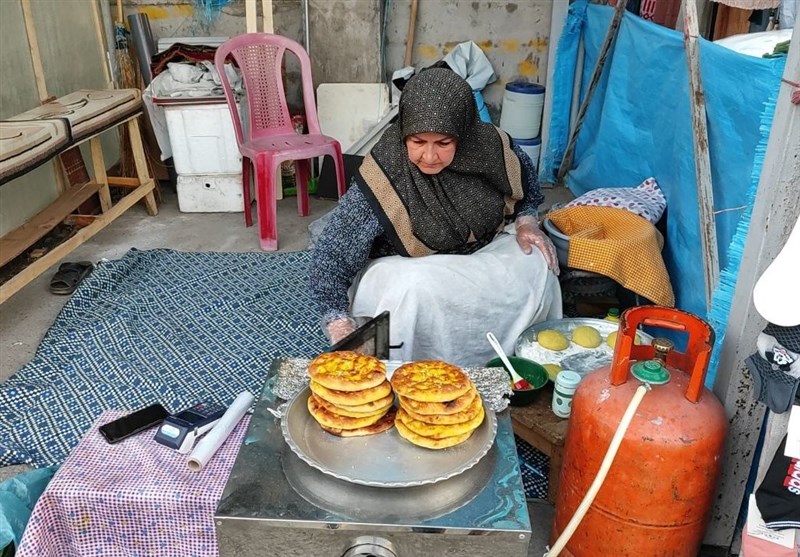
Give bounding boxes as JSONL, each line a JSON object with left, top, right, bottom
{"left": 0, "top": 466, "right": 55, "bottom": 552}
{"left": 542, "top": 2, "right": 784, "bottom": 323}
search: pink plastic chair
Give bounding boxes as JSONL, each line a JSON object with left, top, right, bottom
{"left": 215, "top": 33, "right": 347, "bottom": 251}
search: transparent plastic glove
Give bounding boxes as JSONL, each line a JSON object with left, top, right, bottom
{"left": 515, "top": 215, "right": 560, "bottom": 274}
{"left": 326, "top": 317, "right": 357, "bottom": 345}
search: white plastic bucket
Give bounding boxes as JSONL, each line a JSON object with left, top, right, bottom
{"left": 514, "top": 137, "right": 541, "bottom": 172}
{"left": 499, "top": 82, "right": 545, "bottom": 140}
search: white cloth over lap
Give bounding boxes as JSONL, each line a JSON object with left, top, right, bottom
{"left": 350, "top": 230, "right": 562, "bottom": 367}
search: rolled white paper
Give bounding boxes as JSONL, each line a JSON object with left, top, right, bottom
{"left": 187, "top": 390, "right": 254, "bottom": 471}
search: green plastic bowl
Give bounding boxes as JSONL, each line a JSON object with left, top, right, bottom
{"left": 485, "top": 356, "right": 549, "bottom": 406}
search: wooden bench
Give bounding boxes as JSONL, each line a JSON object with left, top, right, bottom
{"left": 0, "top": 89, "right": 158, "bottom": 303}
{"left": 510, "top": 383, "right": 569, "bottom": 503}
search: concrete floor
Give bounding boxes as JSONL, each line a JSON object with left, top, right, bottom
{"left": 0, "top": 184, "right": 573, "bottom": 555}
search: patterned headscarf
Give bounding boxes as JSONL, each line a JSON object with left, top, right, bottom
{"left": 356, "top": 68, "right": 524, "bottom": 257}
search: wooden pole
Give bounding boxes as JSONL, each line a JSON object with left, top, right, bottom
{"left": 704, "top": 27, "right": 800, "bottom": 549}
{"left": 90, "top": 0, "right": 113, "bottom": 88}
{"left": 20, "top": 0, "right": 47, "bottom": 103}
{"left": 20, "top": 0, "right": 70, "bottom": 195}
{"left": 683, "top": 0, "right": 719, "bottom": 311}
{"left": 555, "top": 0, "right": 626, "bottom": 186}
{"left": 246, "top": 0, "right": 257, "bottom": 33}
{"left": 404, "top": 0, "right": 419, "bottom": 67}
{"left": 261, "top": 0, "right": 273, "bottom": 33}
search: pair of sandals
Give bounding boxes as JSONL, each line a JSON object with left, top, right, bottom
{"left": 49, "top": 261, "right": 94, "bottom": 295}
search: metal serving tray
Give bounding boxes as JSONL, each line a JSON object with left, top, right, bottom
{"left": 281, "top": 387, "right": 498, "bottom": 488}
{"left": 514, "top": 317, "right": 654, "bottom": 376}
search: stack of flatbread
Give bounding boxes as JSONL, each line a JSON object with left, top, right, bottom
{"left": 307, "top": 351, "right": 396, "bottom": 437}
{"left": 391, "top": 361, "right": 485, "bottom": 449}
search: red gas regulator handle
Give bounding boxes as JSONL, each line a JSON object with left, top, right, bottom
{"left": 610, "top": 306, "right": 715, "bottom": 403}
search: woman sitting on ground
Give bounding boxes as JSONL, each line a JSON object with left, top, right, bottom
{"left": 309, "top": 68, "right": 562, "bottom": 366}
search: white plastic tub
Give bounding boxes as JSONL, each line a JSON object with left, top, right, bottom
{"left": 164, "top": 103, "right": 242, "bottom": 175}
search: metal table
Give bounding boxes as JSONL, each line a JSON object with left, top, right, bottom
{"left": 215, "top": 359, "right": 532, "bottom": 557}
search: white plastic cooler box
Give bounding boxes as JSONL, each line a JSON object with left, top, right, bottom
{"left": 164, "top": 102, "right": 246, "bottom": 213}
{"left": 165, "top": 103, "right": 242, "bottom": 175}
{"left": 176, "top": 174, "right": 244, "bottom": 213}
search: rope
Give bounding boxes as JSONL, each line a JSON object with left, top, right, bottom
{"left": 782, "top": 78, "right": 800, "bottom": 105}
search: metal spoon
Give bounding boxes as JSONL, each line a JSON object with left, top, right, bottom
{"left": 486, "top": 332, "right": 532, "bottom": 390}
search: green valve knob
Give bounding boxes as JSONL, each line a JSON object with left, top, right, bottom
{"left": 632, "top": 360, "right": 670, "bottom": 385}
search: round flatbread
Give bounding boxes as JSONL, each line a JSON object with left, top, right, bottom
{"left": 395, "top": 417, "right": 474, "bottom": 449}
{"left": 320, "top": 407, "right": 397, "bottom": 437}
{"left": 311, "top": 393, "right": 394, "bottom": 418}
{"left": 307, "top": 351, "right": 386, "bottom": 392}
{"left": 396, "top": 406, "right": 484, "bottom": 439}
{"left": 391, "top": 360, "right": 471, "bottom": 402}
{"left": 397, "top": 385, "right": 477, "bottom": 415}
{"left": 309, "top": 380, "right": 392, "bottom": 406}
{"left": 308, "top": 395, "right": 388, "bottom": 430}
{"left": 400, "top": 393, "right": 483, "bottom": 425}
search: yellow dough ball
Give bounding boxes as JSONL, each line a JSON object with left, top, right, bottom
{"left": 538, "top": 329, "right": 570, "bottom": 351}
{"left": 572, "top": 325, "right": 602, "bottom": 348}
{"left": 543, "top": 363, "right": 562, "bottom": 382}
{"left": 606, "top": 331, "right": 643, "bottom": 348}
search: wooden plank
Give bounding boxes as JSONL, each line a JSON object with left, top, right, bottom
{"left": 90, "top": 137, "right": 112, "bottom": 212}
{"left": 246, "top": 0, "right": 257, "bottom": 33}
{"left": 0, "top": 181, "right": 102, "bottom": 267}
{"left": 0, "top": 178, "right": 155, "bottom": 304}
{"left": 404, "top": 0, "right": 419, "bottom": 67}
{"left": 108, "top": 176, "right": 141, "bottom": 187}
{"left": 712, "top": 5, "right": 751, "bottom": 41}
{"left": 704, "top": 35, "right": 800, "bottom": 549}
{"left": 684, "top": 0, "right": 719, "bottom": 311}
{"left": 261, "top": 0, "right": 273, "bottom": 33}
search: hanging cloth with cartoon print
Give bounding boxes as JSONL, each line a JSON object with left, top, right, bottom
{"left": 746, "top": 324, "right": 800, "bottom": 413}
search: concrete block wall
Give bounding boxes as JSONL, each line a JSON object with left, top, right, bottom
{"left": 386, "top": 0, "right": 552, "bottom": 121}
{"left": 124, "top": 0, "right": 552, "bottom": 119}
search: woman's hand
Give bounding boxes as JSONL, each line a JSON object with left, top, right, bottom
{"left": 326, "top": 317, "right": 357, "bottom": 345}
{"left": 515, "top": 215, "right": 560, "bottom": 274}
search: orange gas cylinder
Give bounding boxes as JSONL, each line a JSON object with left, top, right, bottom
{"left": 552, "top": 307, "right": 727, "bottom": 557}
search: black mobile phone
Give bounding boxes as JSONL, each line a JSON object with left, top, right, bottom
{"left": 99, "top": 403, "right": 169, "bottom": 444}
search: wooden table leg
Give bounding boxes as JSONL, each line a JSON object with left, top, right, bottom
{"left": 90, "top": 137, "right": 112, "bottom": 212}
{"left": 127, "top": 118, "right": 159, "bottom": 216}
{"left": 548, "top": 446, "right": 564, "bottom": 504}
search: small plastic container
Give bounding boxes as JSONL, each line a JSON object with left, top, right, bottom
{"left": 499, "top": 82, "right": 545, "bottom": 140}
{"left": 552, "top": 370, "right": 582, "bottom": 418}
{"left": 514, "top": 137, "right": 541, "bottom": 172}
{"left": 605, "top": 308, "right": 621, "bottom": 323}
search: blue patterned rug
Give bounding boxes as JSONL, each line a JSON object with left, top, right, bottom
{"left": 0, "top": 248, "right": 549, "bottom": 497}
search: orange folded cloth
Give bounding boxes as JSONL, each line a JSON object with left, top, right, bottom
{"left": 548, "top": 205, "right": 675, "bottom": 307}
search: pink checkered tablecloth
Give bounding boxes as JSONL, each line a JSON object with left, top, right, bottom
{"left": 17, "top": 410, "right": 250, "bottom": 557}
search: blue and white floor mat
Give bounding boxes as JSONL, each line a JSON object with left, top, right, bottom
{"left": 0, "top": 249, "right": 328, "bottom": 467}
{"left": 515, "top": 435, "right": 550, "bottom": 500}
